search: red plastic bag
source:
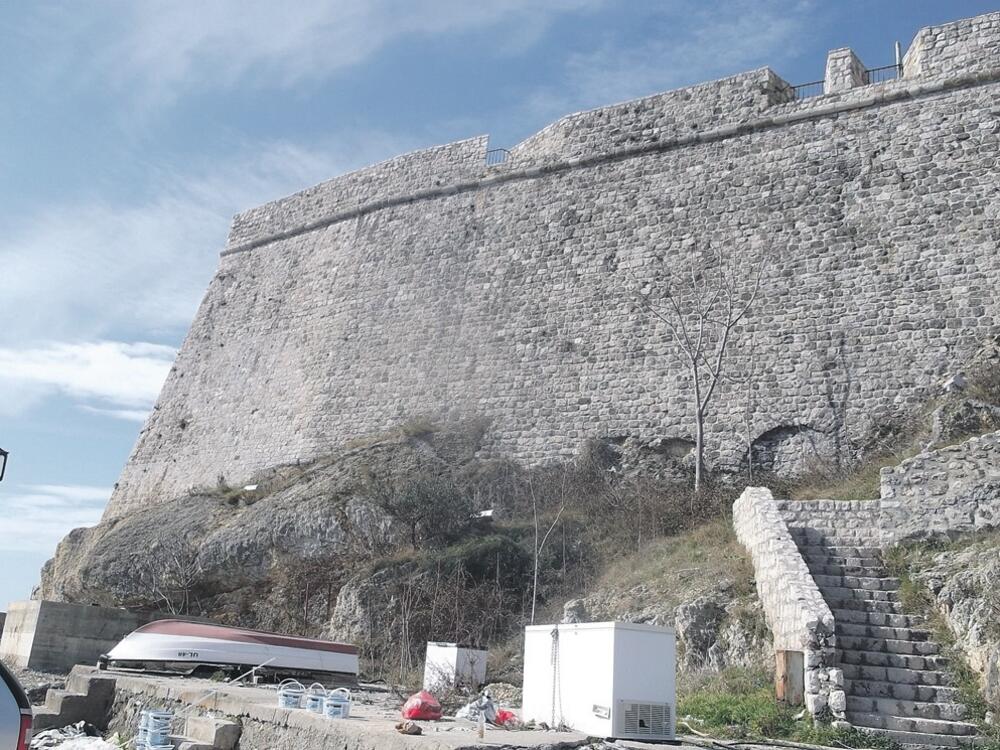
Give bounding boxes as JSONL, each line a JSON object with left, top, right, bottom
{"left": 401, "top": 690, "right": 442, "bottom": 721}
{"left": 495, "top": 708, "right": 518, "bottom": 726}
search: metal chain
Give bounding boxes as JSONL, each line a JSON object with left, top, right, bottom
{"left": 549, "top": 627, "right": 561, "bottom": 728}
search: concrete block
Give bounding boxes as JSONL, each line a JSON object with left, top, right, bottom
{"left": 185, "top": 716, "right": 241, "bottom": 750}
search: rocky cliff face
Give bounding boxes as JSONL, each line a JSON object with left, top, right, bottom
{"left": 38, "top": 425, "right": 482, "bottom": 612}
{"left": 39, "top": 421, "right": 766, "bottom": 682}
{"left": 901, "top": 537, "right": 1000, "bottom": 712}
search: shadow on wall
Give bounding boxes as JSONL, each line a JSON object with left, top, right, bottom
{"left": 750, "top": 425, "right": 837, "bottom": 478}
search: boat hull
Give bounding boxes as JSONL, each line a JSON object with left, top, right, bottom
{"left": 104, "top": 620, "right": 359, "bottom": 679}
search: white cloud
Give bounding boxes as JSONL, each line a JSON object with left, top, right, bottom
{"left": 79, "top": 406, "right": 157, "bottom": 423}
{"left": 521, "top": 0, "right": 821, "bottom": 126}
{"left": 0, "top": 136, "right": 410, "bottom": 348}
{"left": 33, "top": 0, "right": 604, "bottom": 103}
{"left": 0, "top": 484, "right": 110, "bottom": 553}
{"left": 0, "top": 341, "right": 176, "bottom": 419}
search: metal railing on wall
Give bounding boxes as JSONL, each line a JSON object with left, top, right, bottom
{"left": 791, "top": 61, "right": 903, "bottom": 102}
{"left": 485, "top": 148, "right": 510, "bottom": 166}
{"left": 865, "top": 63, "right": 903, "bottom": 84}
{"left": 791, "top": 81, "right": 824, "bottom": 100}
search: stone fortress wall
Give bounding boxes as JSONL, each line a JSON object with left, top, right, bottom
{"left": 108, "top": 12, "right": 1000, "bottom": 517}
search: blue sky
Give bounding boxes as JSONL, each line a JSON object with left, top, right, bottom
{"left": 1, "top": 0, "right": 996, "bottom": 608}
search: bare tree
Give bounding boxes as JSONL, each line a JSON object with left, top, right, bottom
{"left": 632, "top": 245, "right": 767, "bottom": 492}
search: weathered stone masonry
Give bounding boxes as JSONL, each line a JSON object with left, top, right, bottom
{"left": 109, "top": 13, "right": 1000, "bottom": 517}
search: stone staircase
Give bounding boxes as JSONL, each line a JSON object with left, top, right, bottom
{"left": 34, "top": 667, "right": 240, "bottom": 750}
{"left": 788, "top": 521, "right": 981, "bottom": 748}
{"left": 33, "top": 669, "right": 117, "bottom": 732}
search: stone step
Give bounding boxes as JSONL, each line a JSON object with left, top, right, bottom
{"left": 800, "top": 544, "right": 884, "bottom": 559}
{"left": 839, "top": 648, "right": 948, "bottom": 672}
{"left": 814, "top": 573, "right": 901, "bottom": 591}
{"left": 818, "top": 585, "right": 899, "bottom": 602}
{"left": 837, "top": 622, "right": 932, "bottom": 641}
{"left": 842, "top": 663, "right": 952, "bottom": 686}
{"left": 801, "top": 554, "right": 882, "bottom": 569}
{"left": 44, "top": 689, "right": 88, "bottom": 713}
{"left": 30, "top": 708, "right": 62, "bottom": 733}
{"left": 839, "top": 635, "right": 941, "bottom": 656}
{"left": 845, "top": 679, "right": 960, "bottom": 703}
{"left": 171, "top": 738, "right": 214, "bottom": 750}
{"left": 806, "top": 563, "right": 887, "bottom": 577}
{"left": 790, "top": 525, "right": 881, "bottom": 537}
{"left": 854, "top": 726, "right": 983, "bottom": 748}
{"left": 833, "top": 607, "right": 925, "bottom": 628}
{"left": 847, "top": 696, "right": 967, "bottom": 722}
{"left": 826, "top": 598, "right": 905, "bottom": 615}
{"left": 848, "top": 711, "right": 978, "bottom": 737}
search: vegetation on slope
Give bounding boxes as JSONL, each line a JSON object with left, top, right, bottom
{"left": 678, "top": 667, "right": 900, "bottom": 748}
{"left": 884, "top": 533, "right": 1000, "bottom": 739}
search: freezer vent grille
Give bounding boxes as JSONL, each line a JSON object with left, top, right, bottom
{"left": 617, "top": 700, "right": 672, "bottom": 740}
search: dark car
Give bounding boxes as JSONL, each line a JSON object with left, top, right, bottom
{"left": 0, "top": 661, "right": 31, "bottom": 750}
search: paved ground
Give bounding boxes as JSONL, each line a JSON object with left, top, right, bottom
{"left": 99, "top": 668, "right": 688, "bottom": 750}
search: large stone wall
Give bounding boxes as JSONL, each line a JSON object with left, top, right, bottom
{"left": 107, "top": 12, "right": 1000, "bottom": 517}
{"left": 880, "top": 430, "right": 1000, "bottom": 543}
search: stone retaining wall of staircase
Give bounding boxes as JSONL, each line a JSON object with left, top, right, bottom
{"left": 733, "top": 487, "right": 842, "bottom": 719}
{"left": 880, "top": 430, "right": 1000, "bottom": 543}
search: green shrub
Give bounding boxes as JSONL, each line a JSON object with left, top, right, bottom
{"left": 678, "top": 668, "right": 901, "bottom": 748}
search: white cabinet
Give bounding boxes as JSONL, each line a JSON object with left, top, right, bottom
{"left": 522, "top": 622, "right": 676, "bottom": 741}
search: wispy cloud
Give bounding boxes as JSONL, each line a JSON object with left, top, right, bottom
{"left": 32, "top": 0, "right": 604, "bottom": 105}
{"left": 0, "top": 341, "right": 176, "bottom": 420}
{"left": 0, "top": 484, "right": 110, "bottom": 553}
{"left": 0, "top": 140, "right": 392, "bottom": 346}
{"left": 520, "top": 0, "right": 821, "bottom": 126}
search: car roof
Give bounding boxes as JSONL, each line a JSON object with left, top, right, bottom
{"left": 0, "top": 661, "right": 30, "bottom": 710}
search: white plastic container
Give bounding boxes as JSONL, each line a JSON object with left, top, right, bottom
{"left": 323, "top": 688, "right": 351, "bottom": 719}
{"left": 422, "top": 642, "right": 488, "bottom": 693}
{"left": 522, "top": 621, "right": 676, "bottom": 741}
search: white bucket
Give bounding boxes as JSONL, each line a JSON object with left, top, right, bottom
{"left": 323, "top": 688, "right": 351, "bottom": 719}
{"left": 303, "top": 683, "right": 327, "bottom": 714}
{"left": 277, "top": 679, "right": 305, "bottom": 709}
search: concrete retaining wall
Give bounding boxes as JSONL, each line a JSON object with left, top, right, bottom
{"left": 0, "top": 601, "right": 156, "bottom": 672}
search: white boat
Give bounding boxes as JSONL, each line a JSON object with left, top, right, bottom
{"left": 102, "top": 619, "right": 359, "bottom": 680}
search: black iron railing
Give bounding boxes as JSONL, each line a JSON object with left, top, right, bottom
{"left": 865, "top": 63, "right": 903, "bottom": 84}
{"left": 485, "top": 148, "right": 510, "bottom": 166}
{"left": 791, "top": 80, "right": 824, "bottom": 100}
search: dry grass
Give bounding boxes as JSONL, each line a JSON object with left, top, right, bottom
{"left": 588, "top": 517, "right": 755, "bottom": 609}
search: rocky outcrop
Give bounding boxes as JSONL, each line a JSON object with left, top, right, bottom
{"left": 561, "top": 569, "right": 770, "bottom": 675}
{"left": 907, "top": 538, "right": 1000, "bottom": 710}
{"left": 38, "top": 427, "right": 482, "bottom": 615}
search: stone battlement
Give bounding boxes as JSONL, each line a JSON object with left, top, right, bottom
{"left": 224, "top": 11, "right": 1000, "bottom": 257}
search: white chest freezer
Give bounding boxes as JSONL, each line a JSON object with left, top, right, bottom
{"left": 522, "top": 621, "right": 676, "bottom": 741}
